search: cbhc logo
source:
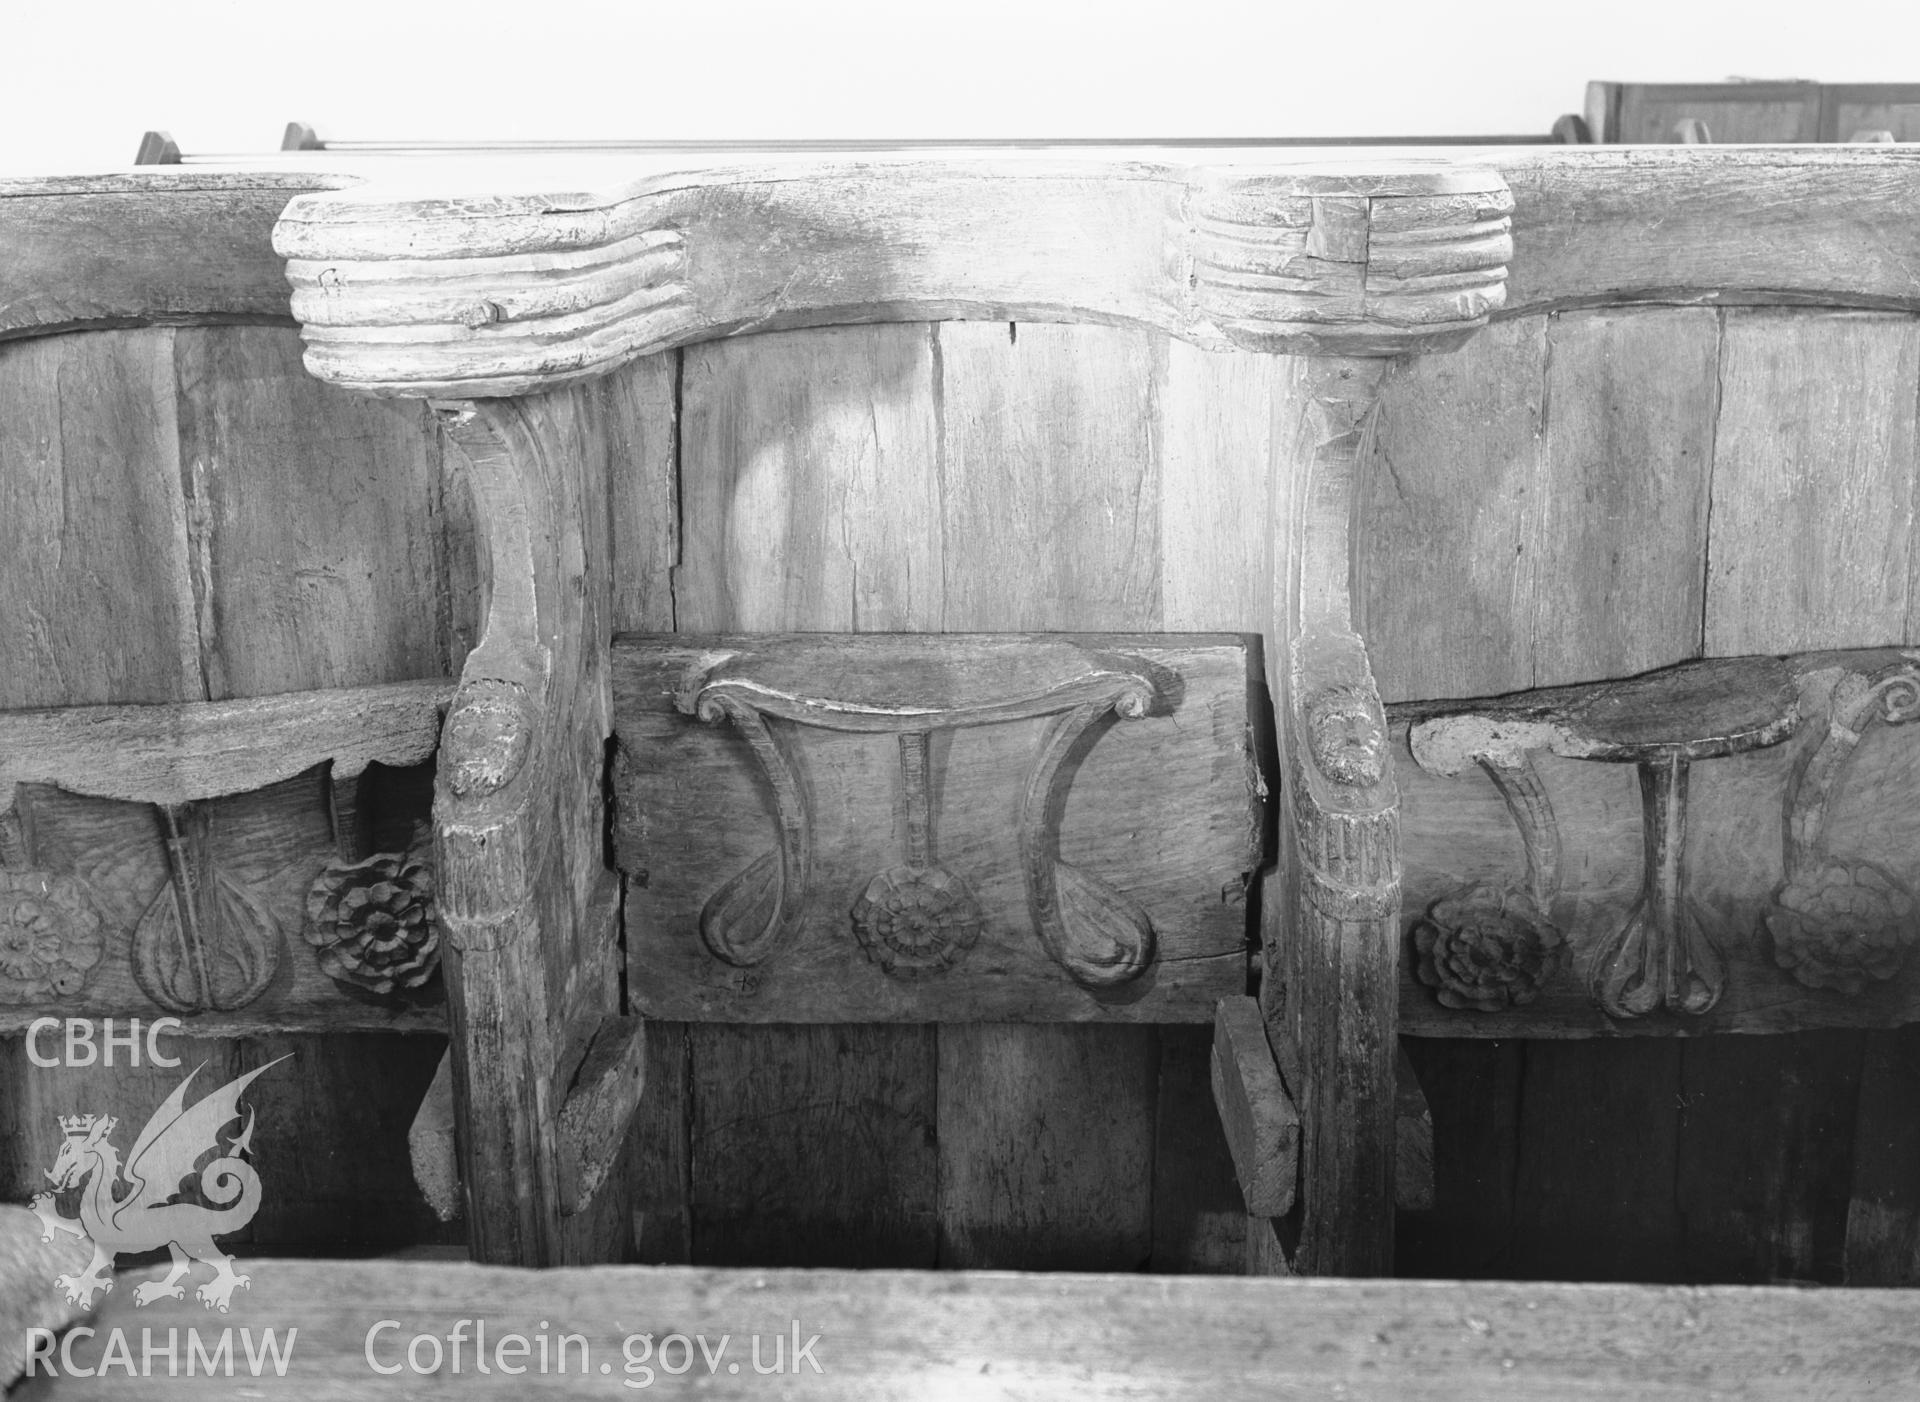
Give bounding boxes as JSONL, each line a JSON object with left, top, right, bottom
{"left": 26, "top": 1018, "right": 184, "bottom": 1068}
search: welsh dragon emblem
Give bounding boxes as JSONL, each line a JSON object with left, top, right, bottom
{"left": 28, "top": 1056, "right": 288, "bottom": 1313}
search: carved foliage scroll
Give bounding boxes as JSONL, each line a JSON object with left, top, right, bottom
{"left": 0, "top": 680, "right": 450, "bottom": 1022}
{"left": 1408, "top": 656, "right": 1801, "bottom": 1021}
{"left": 680, "top": 644, "right": 1160, "bottom": 988}
{"left": 1766, "top": 662, "right": 1920, "bottom": 994}
{"left": 612, "top": 634, "right": 1260, "bottom": 1023}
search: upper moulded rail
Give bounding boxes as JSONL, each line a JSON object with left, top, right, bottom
{"left": 5, "top": 146, "right": 1919, "bottom": 395}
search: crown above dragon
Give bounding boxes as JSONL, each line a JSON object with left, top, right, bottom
{"left": 57, "top": 1113, "right": 113, "bottom": 1138}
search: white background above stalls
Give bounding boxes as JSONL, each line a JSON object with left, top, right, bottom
{"left": 3, "top": 0, "right": 1918, "bottom": 175}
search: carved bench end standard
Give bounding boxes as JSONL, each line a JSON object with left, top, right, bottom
{"left": 1251, "top": 162, "right": 1512, "bottom": 1275}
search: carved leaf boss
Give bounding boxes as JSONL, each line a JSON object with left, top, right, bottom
{"left": 678, "top": 641, "right": 1162, "bottom": 987}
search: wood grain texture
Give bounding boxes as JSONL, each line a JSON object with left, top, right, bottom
{"left": 671, "top": 324, "right": 941, "bottom": 1268}
{"left": 1674, "top": 1031, "right": 1862, "bottom": 1285}
{"left": 936, "top": 1022, "right": 1156, "bottom": 1269}
{"left": 613, "top": 634, "right": 1255, "bottom": 1021}
{"left": 0, "top": 331, "right": 199, "bottom": 707}
{"left": 1359, "top": 317, "right": 1543, "bottom": 702}
{"left": 407, "top": 1048, "right": 461, "bottom": 1223}
{"left": 273, "top": 158, "right": 1510, "bottom": 394}
{"left": 230, "top": 1033, "right": 457, "bottom": 1251}
{"left": 22, "top": 1258, "right": 1920, "bottom": 1398}
{"left": 1150, "top": 1025, "right": 1248, "bottom": 1272}
{"left": 173, "top": 326, "right": 450, "bottom": 696}
{"left": 602, "top": 351, "right": 688, "bottom": 1266}
{"left": 1707, "top": 312, "right": 1920, "bottom": 656}
{"left": 431, "top": 390, "right": 628, "bottom": 1264}
{"left": 0, "top": 174, "right": 335, "bottom": 340}
{"left": 1846, "top": 1025, "right": 1920, "bottom": 1284}
{"left": 932, "top": 323, "right": 1174, "bottom": 1271}
{"left": 1210, "top": 995, "right": 1299, "bottom": 1217}
{"left": 174, "top": 323, "right": 462, "bottom": 1251}
{"left": 937, "top": 322, "right": 1160, "bottom": 631}
{"left": 262, "top": 146, "right": 1920, "bottom": 399}
{"left": 675, "top": 325, "right": 942, "bottom": 632}
{"left": 1532, "top": 308, "right": 1718, "bottom": 685}
{"left": 688, "top": 1024, "right": 938, "bottom": 1267}
{"left": 0, "top": 681, "right": 450, "bottom": 812}
{"left": 602, "top": 352, "right": 679, "bottom": 636}
{"left": 0, "top": 329, "right": 225, "bottom": 1222}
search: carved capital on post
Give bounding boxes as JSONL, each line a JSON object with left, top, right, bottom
{"left": 1191, "top": 164, "right": 1512, "bottom": 357}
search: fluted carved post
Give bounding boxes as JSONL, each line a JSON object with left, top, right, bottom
{"left": 1195, "top": 165, "right": 1514, "bottom": 1275}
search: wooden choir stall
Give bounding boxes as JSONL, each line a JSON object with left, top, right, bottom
{"left": 6, "top": 140, "right": 1920, "bottom": 1393}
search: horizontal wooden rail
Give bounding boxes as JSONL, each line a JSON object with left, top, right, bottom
{"left": 15, "top": 1258, "right": 1920, "bottom": 1396}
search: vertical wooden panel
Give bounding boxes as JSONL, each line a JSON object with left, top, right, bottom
{"left": 1358, "top": 317, "right": 1545, "bottom": 703}
{"left": 690, "top": 1024, "right": 939, "bottom": 1267}
{"left": 1706, "top": 311, "right": 1920, "bottom": 656}
{"left": 0, "top": 329, "right": 205, "bottom": 1213}
{"left": 0, "top": 330, "right": 198, "bottom": 708}
{"left": 1532, "top": 308, "right": 1719, "bottom": 685}
{"left": 1675, "top": 1033, "right": 1862, "bottom": 1285}
{"left": 1154, "top": 337, "right": 1282, "bottom": 1271}
{"left": 1395, "top": 1038, "right": 1523, "bottom": 1279}
{"left": 1507, "top": 1040, "right": 1686, "bottom": 1283}
{"left": 676, "top": 324, "right": 942, "bottom": 1266}
{"left": 677, "top": 325, "right": 945, "bottom": 633}
{"left": 172, "top": 326, "right": 449, "bottom": 696}
{"left": 605, "top": 351, "right": 691, "bottom": 1263}
{"left": 605, "top": 352, "right": 681, "bottom": 636}
{"left": 1151, "top": 1024, "right": 1248, "bottom": 1272}
{"left": 1158, "top": 338, "right": 1277, "bottom": 635}
{"left": 936, "top": 1023, "right": 1156, "bottom": 1270}
{"left": 173, "top": 325, "right": 457, "bottom": 1251}
{"left": 1845, "top": 1025, "right": 1920, "bottom": 1285}
{"left": 933, "top": 322, "right": 1163, "bottom": 1269}
{"left": 937, "top": 322, "right": 1159, "bottom": 631}
{"left": 233, "top": 1033, "right": 452, "bottom": 1250}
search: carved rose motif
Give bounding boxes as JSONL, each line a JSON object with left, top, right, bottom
{"left": 851, "top": 865, "right": 983, "bottom": 979}
{"left": 1305, "top": 683, "right": 1389, "bottom": 788}
{"left": 0, "top": 871, "right": 105, "bottom": 1004}
{"left": 1766, "top": 859, "right": 1919, "bottom": 995}
{"left": 1412, "top": 883, "right": 1561, "bottom": 1013}
{"left": 304, "top": 846, "right": 440, "bottom": 997}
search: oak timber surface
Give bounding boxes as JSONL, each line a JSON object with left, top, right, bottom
{"left": 18, "top": 1260, "right": 1920, "bottom": 1398}
{"left": 250, "top": 145, "right": 1920, "bottom": 395}
{"left": 0, "top": 325, "right": 456, "bottom": 1250}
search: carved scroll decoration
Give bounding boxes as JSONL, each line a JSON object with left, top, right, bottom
{"left": 1765, "top": 662, "right": 1920, "bottom": 994}
{"left": 1408, "top": 656, "right": 1800, "bottom": 1020}
{"left": 130, "top": 802, "right": 280, "bottom": 1013}
{"left": 0, "top": 680, "right": 451, "bottom": 1014}
{"left": 680, "top": 652, "right": 1160, "bottom": 987}
{"left": 1406, "top": 747, "right": 1564, "bottom": 1013}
